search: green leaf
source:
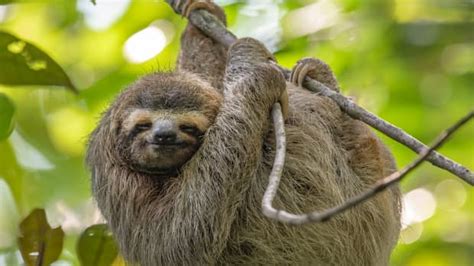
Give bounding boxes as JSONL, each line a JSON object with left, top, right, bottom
{"left": 0, "top": 93, "right": 15, "bottom": 140}
{"left": 0, "top": 31, "right": 76, "bottom": 92}
{"left": 91, "top": 0, "right": 96, "bottom": 5}
{"left": 77, "top": 224, "right": 119, "bottom": 266}
{"left": 18, "top": 208, "right": 65, "bottom": 266}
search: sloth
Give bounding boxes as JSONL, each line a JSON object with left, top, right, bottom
{"left": 86, "top": 1, "right": 401, "bottom": 265}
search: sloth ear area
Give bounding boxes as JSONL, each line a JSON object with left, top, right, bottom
{"left": 107, "top": 111, "right": 122, "bottom": 136}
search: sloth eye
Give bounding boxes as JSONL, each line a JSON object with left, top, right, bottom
{"left": 135, "top": 122, "right": 152, "bottom": 131}
{"left": 180, "top": 124, "right": 199, "bottom": 135}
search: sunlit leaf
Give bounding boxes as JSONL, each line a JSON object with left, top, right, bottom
{"left": 18, "top": 208, "right": 65, "bottom": 266}
{"left": 77, "top": 224, "right": 119, "bottom": 266}
{"left": 0, "top": 93, "right": 15, "bottom": 140}
{"left": 0, "top": 31, "right": 76, "bottom": 92}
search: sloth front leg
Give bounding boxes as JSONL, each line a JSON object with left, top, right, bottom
{"left": 168, "top": 39, "right": 286, "bottom": 264}
{"left": 172, "top": 0, "right": 228, "bottom": 90}
{"left": 186, "top": 37, "right": 287, "bottom": 179}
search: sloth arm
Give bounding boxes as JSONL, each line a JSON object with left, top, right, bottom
{"left": 176, "top": 3, "right": 227, "bottom": 91}
{"left": 163, "top": 38, "right": 286, "bottom": 264}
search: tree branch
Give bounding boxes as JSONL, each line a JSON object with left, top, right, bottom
{"left": 290, "top": 74, "right": 474, "bottom": 185}
{"left": 165, "top": 3, "right": 473, "bottom": 185}
{"left": 262, "top": 110, "right": 473, "bottom": 225}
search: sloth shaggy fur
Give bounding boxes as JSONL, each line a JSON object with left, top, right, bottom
{"left": 87, "top": 2, "right": 401, "bottom": 265}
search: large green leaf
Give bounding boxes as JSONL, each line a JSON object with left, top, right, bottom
{"left": 18, "top": 208, "right": 65, "bottom": 266}
{"left": 0, "top": 31, "right": 76, "bottom": 91}
{"left": 0, "top": 93, "right": 15, "bottom": 140}
{"left": 77, "top": 224, "right": 119, "bottom": 266}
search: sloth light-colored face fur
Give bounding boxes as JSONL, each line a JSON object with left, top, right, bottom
{"left": 121, "top": 108, "right": 211, "bottom": 175}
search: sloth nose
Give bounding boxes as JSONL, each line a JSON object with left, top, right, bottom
{"left": 153, "top": 129, "right": 177, "bottom": 144}
{"left": 153, "top": 121, "right": 177, "bottom": 144}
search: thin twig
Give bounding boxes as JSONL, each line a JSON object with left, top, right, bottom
{"left": 165, "top": 2, "right": 474, "bottom": 185}
{"left": 262, "top": 111, "right": 473, "bottom": 225}
{"left": 262, "top": 103, "right": 287, "bottom": 220}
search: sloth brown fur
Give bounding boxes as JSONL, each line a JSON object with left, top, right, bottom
{"left": 87, "top": 3, "right": 401, "bottom": 265}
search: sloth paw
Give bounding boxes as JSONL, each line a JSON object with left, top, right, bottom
{"left": 173, "top": 0, "right": 226, "bottom": 22}
{"left": 290, "top": 58, "right": 339, "bottom": 91}
{"left": 182, "top": 0, "right": 210, "bottom": 18}
{"left": 290, "top": 58, "right": 320, "bottom": 88}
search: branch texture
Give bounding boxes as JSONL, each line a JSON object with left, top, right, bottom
{"left": 263, "top": 110, "right": 473, "bottom": 225}
{"left": 167, "top": 3, "right": 473, "bottom": 185}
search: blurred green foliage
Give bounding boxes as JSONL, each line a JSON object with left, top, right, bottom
{"left": 0, "top": 31, "right": 75, "bottom": 90}
{"left": 0, "top": 92, "right": 14, "bottom": 140}
{"left": 76, "top": 224, "right": 118, "bottom": 266}
{"left": 0, "top": 0, "right": 472, "bottom": 265}
{"left": 17, "top": 209, "right": 64, "bottom": 266}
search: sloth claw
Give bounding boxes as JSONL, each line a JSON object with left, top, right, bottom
{"left": 182, "top": 0, "right": 213, "bottom": 18}
{"left": 290, "top": 58, "right": 320, "bottom": 88}
{"left": 290, "top": 57, "right": 340, "bottom": 92}
{"left": 172, "top": 0, "right": 226, "bottom": 24}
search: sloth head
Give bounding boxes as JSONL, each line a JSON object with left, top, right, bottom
{"left": 92, "top": 72, "right": 222, "bottom": 177}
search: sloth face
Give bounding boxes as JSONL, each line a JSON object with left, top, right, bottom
{"left": 105, "top": 72, "right": 222, "bottom": 176}
{"left": 119, "top": 108, "right": 211, "bottom": 176}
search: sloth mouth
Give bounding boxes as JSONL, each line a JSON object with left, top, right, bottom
{"left": 149, "top": 141, "right": 189, "bottom": 149}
